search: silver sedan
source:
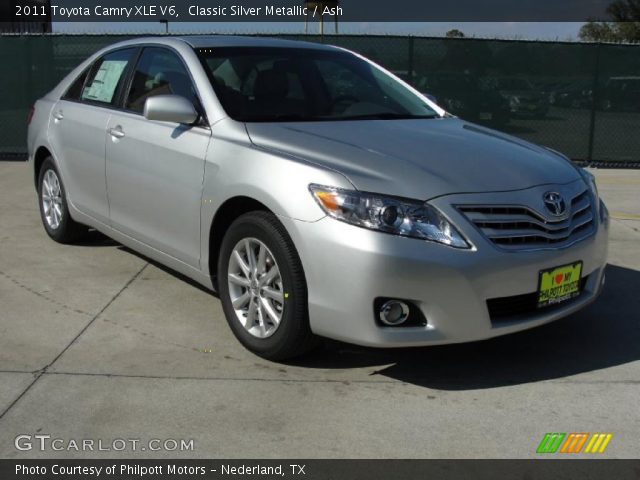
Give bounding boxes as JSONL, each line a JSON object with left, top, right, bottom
{"left": 27, "top": 36, "right": 609, "bottom": 359}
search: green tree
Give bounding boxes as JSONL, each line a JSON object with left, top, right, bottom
{"left": 579, "top": 0, "right": 640, "bottom": 42}
{"left": 445, "top": 29, "right": 465, "bottom": 38}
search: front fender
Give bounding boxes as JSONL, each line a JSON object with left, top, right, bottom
{"left": 199, "top": 119, "right": 354, "bottom": 277}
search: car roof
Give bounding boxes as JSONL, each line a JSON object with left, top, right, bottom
{"left": 92, "top": 35, "right": 344, "bottom": 59}
{"left": 105, "top": 35, "right": 338, "bottom": 52}
{"left": 177, "top": 35, "right": 338, "bottom": 50}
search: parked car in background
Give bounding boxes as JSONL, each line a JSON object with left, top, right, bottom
{"left": 532, "top": 79, "right": 572, "bottom": 106}
{"left": 552, "top": 79, "right": 593, "bottom": 109}
{"left": 601, "top": 77, "right": 640, "bottom": 112}
{"left": 417, "top": 72, "right": 510, "bottom": 128}
{"left": 489, "top": 77, "right": 549, "bottom": 118}
{"left": 27, "top": 36, "right": 608, "bottom": 360}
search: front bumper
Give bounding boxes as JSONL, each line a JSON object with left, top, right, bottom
{"left": 280, "top": 186, "right": 609, "bottom": 348}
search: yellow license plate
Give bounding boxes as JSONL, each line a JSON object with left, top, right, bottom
{"left": 537, "top": 262, "right": 583, "bottom": 307}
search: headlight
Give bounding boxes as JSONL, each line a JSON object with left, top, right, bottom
{"left": 309, "top": 184, "right": 470, "bottom": 248}
{"left": 579, "top": 168, "right": 603, "bottom": 221}
{"left": 579, "top": 168, "right": 599, "bottom": 202}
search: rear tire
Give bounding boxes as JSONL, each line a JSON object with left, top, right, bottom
{"left": 37, "top": 157, "right": 88, "bottom": 244}
{"left": 218, "top": 211, "right": 318, "bottom": 360}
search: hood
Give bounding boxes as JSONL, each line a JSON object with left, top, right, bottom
{"left": 245, "top": 118, "right": 580, "bottom": 200}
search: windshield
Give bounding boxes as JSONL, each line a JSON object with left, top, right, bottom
{"left": 197, "top": 47, "right": 439, "bottom": 122}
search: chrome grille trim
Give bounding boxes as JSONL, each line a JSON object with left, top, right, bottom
{"left": 457, "top": 189, "right": 595, "bottom": 250}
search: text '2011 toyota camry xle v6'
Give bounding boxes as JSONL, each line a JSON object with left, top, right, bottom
{"left": 27, "top": 36, "right": 609, "bottom": 360}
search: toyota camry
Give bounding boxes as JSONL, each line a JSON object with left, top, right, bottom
{"left": 27, "top": 36, "right": 609, "bottom": 359}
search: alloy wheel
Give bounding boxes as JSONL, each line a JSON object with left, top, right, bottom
{"left": 42, "top": 169, "right": 63, "bottom": 230}
{"left": 227, "top": 237, "right": 284, "bottom": 339}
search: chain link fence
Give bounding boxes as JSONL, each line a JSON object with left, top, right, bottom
{"left": 2, "top": 34, "right": 640, "bottom": 164}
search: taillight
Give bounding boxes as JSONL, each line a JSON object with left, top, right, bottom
{"left": 27, "top": 105, "right": 35, "bottom": 125}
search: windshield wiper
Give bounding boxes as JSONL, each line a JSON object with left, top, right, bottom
{"left": 334, "top": 113, "right": 439, "bottom": 121}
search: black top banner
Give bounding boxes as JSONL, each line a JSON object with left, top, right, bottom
{"left": 2, "top": 0, "right": 617, "bottom": 23}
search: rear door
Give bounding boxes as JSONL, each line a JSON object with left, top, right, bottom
{"left": 48, "top": 48, "right": 136, "bottom": 223}
{"left": 105, "top": 46, "right": 210, "bottom": 268}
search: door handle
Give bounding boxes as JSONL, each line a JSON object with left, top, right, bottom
{"left": 53, "top": 111, "right": 64, "bottom": 121}
{"left": 108, "top": 126, "right": 125, "bottom": 139}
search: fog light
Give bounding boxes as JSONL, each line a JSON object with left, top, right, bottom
{"left": 379, "top": 300, "right": 410, "bottom": 326}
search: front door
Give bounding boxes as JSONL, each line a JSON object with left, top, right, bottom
{"left": 105, "top": 47, "right": 210, "bottom": 268}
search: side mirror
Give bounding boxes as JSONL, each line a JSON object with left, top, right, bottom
{"left": 143, "top": 95, "right": 199, "bottom": 125}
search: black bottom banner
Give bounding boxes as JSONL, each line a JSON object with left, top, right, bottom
{"left": 2, "top": 459, "right": 640, "bottom": 480}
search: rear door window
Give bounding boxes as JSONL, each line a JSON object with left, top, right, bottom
{"left": 81, "top": 48, "right": 136, "bottom": 105}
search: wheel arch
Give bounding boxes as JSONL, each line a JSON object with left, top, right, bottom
{"left": 208, "top": 196, "right": 272, "bottom": 288}
{"left": 33, "top": 146, "right": 53, "bottom": 188}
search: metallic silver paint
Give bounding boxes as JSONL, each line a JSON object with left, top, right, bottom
{"left": 27, "top": 36, "right": 609, "bottom": 349}
{"left": 143, "top": 95, "right": 199, "bottom": 125}
{"left": 105, "top": 108, "right": 210, "bottom": 267}
{"left": 47, "top": 101, "right": 112, "bottom": 223}
{"left": 245, "top": 120, "right": 580, "bottom": 200}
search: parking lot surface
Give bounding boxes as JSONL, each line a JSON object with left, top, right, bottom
{"left": 0, "top": 162, "right": 638, "bottom": 458}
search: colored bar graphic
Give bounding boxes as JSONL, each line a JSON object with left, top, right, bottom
{"left": 573, "top": 433, "right": 589, "bottom": 453}
{"left": 584, "top": 433, "right": 613, "bottom": 454}
{"left": 538, "top": 433, "right": 613, "bottom": 454}
{"left": 536, "top": 433, "right": 566, "bottom": 453}
{"left": 560, "top": 433, "right": 589, "bottom": 453}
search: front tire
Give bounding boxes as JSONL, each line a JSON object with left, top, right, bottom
{"left": 218, "top": 211, "right": 317, "bottom": 360}
{"left": 37, "top": 157, "right": 88, "bottom": 243}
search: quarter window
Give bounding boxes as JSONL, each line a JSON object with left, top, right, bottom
{"left": 81, "top": 48, "right": 135, "bottom": 105}
{"left": 125, "top": 47, "right": 197, "bottom": 114}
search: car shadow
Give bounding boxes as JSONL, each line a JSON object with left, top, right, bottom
{"left": 116, "top": 245, "right": 218, "bottom": 297}
{"left": 290, "top": 264, "right": 640, "bottom": 390}
{"left": 73, "top": 229, "right": 119, "bottom": 247}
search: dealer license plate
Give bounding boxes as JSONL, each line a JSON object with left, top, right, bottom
{"left": 537, "top": 262, "right": 583, "bottom": 307}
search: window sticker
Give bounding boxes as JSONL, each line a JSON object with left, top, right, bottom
{"left": 82, "top": 60, "right": 128, "bottom": 103}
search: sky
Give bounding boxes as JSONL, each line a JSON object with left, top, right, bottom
{"left": 54, "top": 22, "right": 585, "bottom": 41}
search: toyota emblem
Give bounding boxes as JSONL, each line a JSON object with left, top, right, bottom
{"left": 543, "top": 191, "right": 567, "bottom": 216}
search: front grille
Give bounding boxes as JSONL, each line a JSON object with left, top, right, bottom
{"left": 487, "top": 276, "right": 588, "bottom": 322}
{"left": 458, "top": 189, "right": 595, "bottom": 250}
